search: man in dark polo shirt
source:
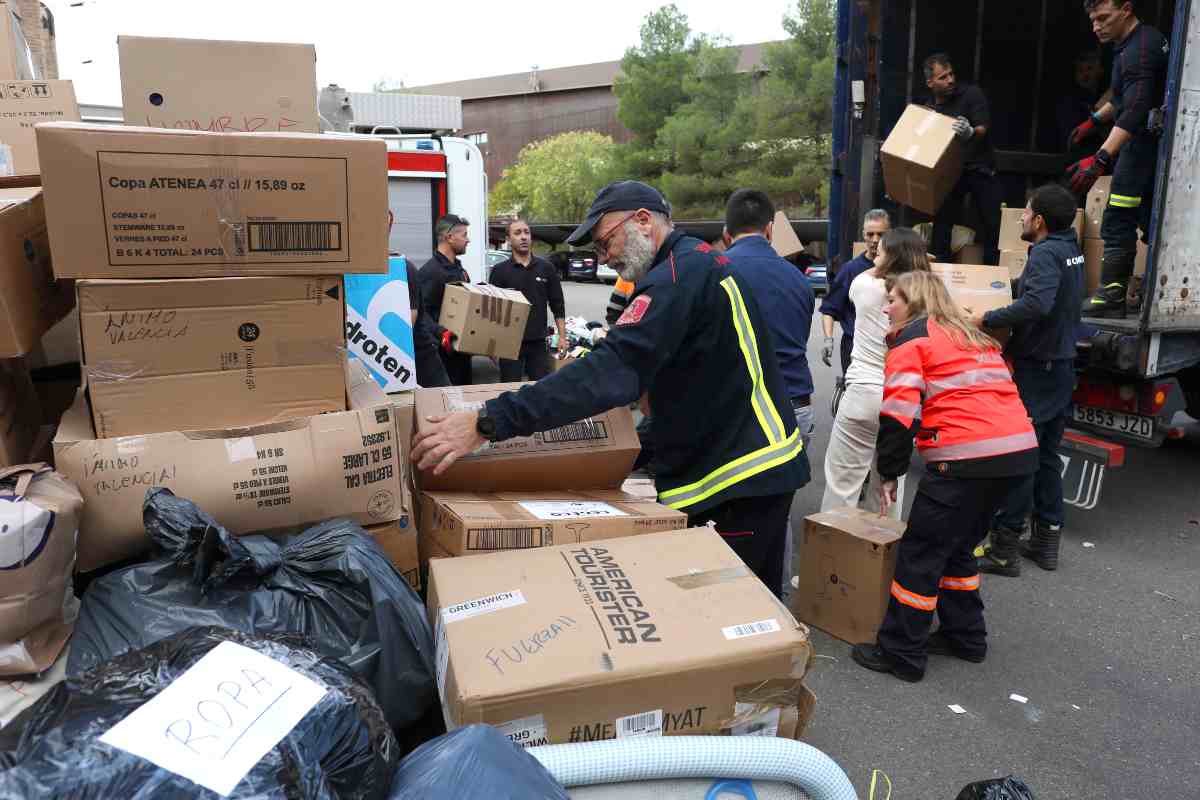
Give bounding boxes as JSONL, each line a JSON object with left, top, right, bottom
{"left": 925, "top": 52, "right": 1002, "bottom": 266}
{"left": 417, "top": 214, "right": 473, "bottom": 385}
{"left": 488, "top": 219, "right": 568, "bottom": 380}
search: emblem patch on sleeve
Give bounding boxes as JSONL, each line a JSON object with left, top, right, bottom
{"left": 616, "top": 295, "right": 652, "bottom": 325}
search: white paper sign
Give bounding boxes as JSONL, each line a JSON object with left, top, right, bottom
{"left": 440, "top": 590, "right": 527, "bottom": 624}
{"left": 100, "top": 641, "right": 328, "bottom": 797}
{"left": 518, "top": 501, "right": 629, "bottom": 520}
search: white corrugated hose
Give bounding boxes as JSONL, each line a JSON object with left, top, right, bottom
{"left": 528, "top": 737, "right": 858, "bottom": 800}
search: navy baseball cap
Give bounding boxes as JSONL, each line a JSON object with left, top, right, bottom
{"left": 566, "top": 181, "right": 670, "bottom": 245}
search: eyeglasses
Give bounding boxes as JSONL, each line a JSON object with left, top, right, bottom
{"left": 592, "top": 211, "right": 640, "bottom": 258}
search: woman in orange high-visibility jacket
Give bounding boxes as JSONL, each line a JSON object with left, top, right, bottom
{"left": 851, "top": 270, "right": 1038, "bottom": 683}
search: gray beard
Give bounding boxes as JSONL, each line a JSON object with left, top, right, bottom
{"left": 614, "top": 222, "right": 656, "bottom": 282}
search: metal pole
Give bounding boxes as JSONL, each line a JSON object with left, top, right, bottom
{"left": 906, "top": 0, "right": 917, "bottom": 104}
{"left": 1030, "top": 0, "right": 1049, "bottom": 154}
{"left": 974, "top": 0, "right": 985, "bottom": 83}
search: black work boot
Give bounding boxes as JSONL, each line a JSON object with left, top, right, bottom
{"left": 926, "top": 631, "right": 986, "bottom": 663}
{"left": 1021, "top": 520, "right": 1062, "bottom": 571}
{"left": 978, "top": 524, "right": 1022, "bottom": 577}
{"left": 851, "top": 643, "right": 923, "bottom": 683}
{"left": 1082, "top": 282, "right": 1127, "bottom": 318}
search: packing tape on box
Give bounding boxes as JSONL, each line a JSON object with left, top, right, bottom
{"left": 85, "top": 360, "right": 147, "bottom": 383}
{"left": 915, "top": 112, "right": 937, "bottom": 136}
{"left": 666, "top": 565, "right": 752, "bottom": 590}
{"left": 275, "top": 340, "right": 349, "bottom": 362}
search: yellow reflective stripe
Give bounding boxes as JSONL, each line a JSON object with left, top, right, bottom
{"left": 720, "top": 277, "right": 785, "bottom": 445}
{"left": 1108, "top": 193, "right": 1142, "bottom": 208}
{"left": 660, "top": 428, "right": 802, "bottom": 510}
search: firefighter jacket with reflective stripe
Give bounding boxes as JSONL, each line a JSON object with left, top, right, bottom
{"left": 487, "top": 231, "right": 809, "bottom": 515}
{"left": 876, "top": 317, "right": 1038, "bottom": 480}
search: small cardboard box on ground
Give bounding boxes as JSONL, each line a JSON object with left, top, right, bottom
{"left": 0, "top": 188, "right": 72, "bottom": 357}
{"left": 932, "top": 263, "right": 1014, "bottom": 316}
{"left": 419, "top": 489, "right": 687, "bottom": 564}
{"left": 36, "top": 122, "right": 388, "bottom": 279}
{"left": 0, "top": 358, "right": 38, "bottom": 467}
{"left": 791, "top": 507, "right": 906, "bottom": 644}
{"left": 429, "top": 527, "right": 815, "bottom": 745}
{"left": 880, "top": 104, "right": 964, "bottom": 216}
{"left": 54, "top": 361, "right": 407, "bottom": 572}
{"left": 118, "top": 36, "right": 318, "bottom": 133}
{"left": 78, "top": 276, "right": 347, "bottom": 438}
{"left": 438, "top": 284, "right": 530, "bottom": 360}
{"left": 367, "top": 519, "right": 420, "bottom": 592}
{"left": 0, "top": 80, "right": 80, "bottom": 183}
{"left": 414, "top": 383, "right": 640, "bottom": 492}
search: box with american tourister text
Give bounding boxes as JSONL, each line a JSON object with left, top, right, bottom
{"left": 53, "top": 360, "right": 407, "bottom": 571}
{"left": 417, "top": 488, "right": 686, "bottom": 567}
{"left": 428, "top": 527, "right": 815, "bottom": 746}
{"left": 413, "top": 383, "right": 641, "bottom": 492}
{"left": 36, "top": 122, "right": 388, "bottom": 279}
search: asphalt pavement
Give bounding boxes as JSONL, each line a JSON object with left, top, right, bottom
{"left": 491, "top": 279, "right": 1200, "bottom": 799}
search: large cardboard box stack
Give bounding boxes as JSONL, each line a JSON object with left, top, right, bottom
{"left": 429, "top": 527, "right": 815, "bottom": 746}
{"left": 880, "top": 105, "right": 964, "bottom": 216}
{"left": 0, "top": 80, "right": 81, "bottom": 184}
{"left": 34, "top": 39, "right": 403, "bottom": 570}
{"left": 791, "top": 508, "right": 906, "bottom": 644}
{"left": 1080, "top": 177, "right": 1148, "bottom": 293}
{"left": 0, "top": 357, "right": 38, "bottom": 467}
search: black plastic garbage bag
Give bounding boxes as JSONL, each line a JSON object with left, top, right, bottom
{"left": 388, "top": 724, "right": 568, "bottom": 800}
{"left": 956, "top": 776, "right": 1036, "bottom": 800}
{"left": 68, "top": 489, "right": 436, "bottom": 734}
{"left": 0, "top": 627, "right": 398, "bottom": 799}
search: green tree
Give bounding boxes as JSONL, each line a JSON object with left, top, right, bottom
{"left": 612, "top": 5, "right": 695, "bottom": 143}
{"left": 490, "top": 131, "right": 616, "bottom": 221}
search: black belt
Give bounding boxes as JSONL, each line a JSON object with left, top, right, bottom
{"left": 791, "top": 395, "right": 811, "bottom": 409}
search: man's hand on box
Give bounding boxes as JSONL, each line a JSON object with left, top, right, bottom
{"left": 412, "top": 411, "right": 486, "bottom": 475}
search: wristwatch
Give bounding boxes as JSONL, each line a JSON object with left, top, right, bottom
{"left": 475, "top": 409, "right": 498, "bottom": 442}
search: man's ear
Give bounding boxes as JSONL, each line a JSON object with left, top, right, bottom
{"left": 722, "top": 227, "right": 732, "bottom": 247}
{"left": 764, "top": 221, "right": 774, "bottom": 243}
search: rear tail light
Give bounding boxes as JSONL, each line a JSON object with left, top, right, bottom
{"left": 1140, "top": 381, "right": 1173, "bottom": 415}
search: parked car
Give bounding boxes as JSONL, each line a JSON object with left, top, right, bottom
{"left": 804, "top": 263, "right": 828, "bottom": 296}
{"left": 485, "top": 249, "right": 509, "bottom": 282}
{"left": 596, "top": 263, "right": 618, "bottom": 283}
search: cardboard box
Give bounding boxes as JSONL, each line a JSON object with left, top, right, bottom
{"left": 931, "top": 263, "right": 1014, "bottom": 316}
{"left": 367, "top": 519, "right": 420, "bottom": 592}
{"left": 0, "top": 188, "right": 72, "bottom": 357}
{"left": 955, "top": 243, "right": 985, "bottom": 264}
{"left": 429, "top": 527, "right": 814, "bottom": 745}
{"left": 36, "top": 122, "right": 388, "bottom": 279}
{"left": 0, "top": 3, "right": 36, "bottom": 82}
{"left": 346, "top": 255, "right": 416, "bottom": 392}
{"left": 438, "top": 283, "right": 530, "bottom": 360}
{"left": 1000, "top": 206, "right": 1085, "bottom": 250}
{"left": 999, "top": 248, "right": 1029, "bottom": 281}
{"left": 78, "top": 276, "right": 347, "bottom": 438}
{"left": 620, "top": 477, "right": 659, "bottom": 501}
{"left": 391, "top": 391, "right": 416, "bottom": 526}
{"left": 880, "top": 104, "right": 964, "bottom": 215}
{"left": 419, "top": 489, "right": 687, "bottom": 563}
{"left": 1084, "top": 176, "right": 1113, "bottom": 239}
{"left": 852, "top": 241, "right": 868, "bottom": 259}
{"left": 119, "top": 36, "right": 318, "bottom": 134}
{"left": 1083, "top": 239, "right": 1104, "bottom": 294}
{"left": 0, "top": 358, "right": 37, "bottom": 467}
{"left": 770, "top": 210, "right": 804, "bottom": 258}
{"left": 54, "top": 361, "right": 406, "bottom": 572}
{"left": 0, "top": 80, "right": 80, "bottom": 182}
{"left": 414, "top": 383, "right": 640, "bottom": 492}
{"left": 791, "top": 507, "right": 905, "bottom": 644}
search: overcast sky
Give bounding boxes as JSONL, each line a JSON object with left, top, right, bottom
{"left": 46, "top": 0, "right": 796, "bottom": 106}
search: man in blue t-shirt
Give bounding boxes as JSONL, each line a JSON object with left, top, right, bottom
{"left": 819, "top": 209, "right": 890, "bottom": 372}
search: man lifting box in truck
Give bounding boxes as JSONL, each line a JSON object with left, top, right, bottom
{"left": 1068, "top": 0, "right": 1169, "bottom": 317}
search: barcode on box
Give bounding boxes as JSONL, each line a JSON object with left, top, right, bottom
{"left": 616, "top": 709, "right": 662, "bottom": 738}
{"left": 248, "top": 221, "right": 342, "bottom": 252}
{"left": 722, "top": 618, "right": 781, "bottom": 640}
{"left": 467, "top": 526, "right": 548, "bottom": 551}
{"left": 537, "top": 420, "right": 609, "bottom": 444}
